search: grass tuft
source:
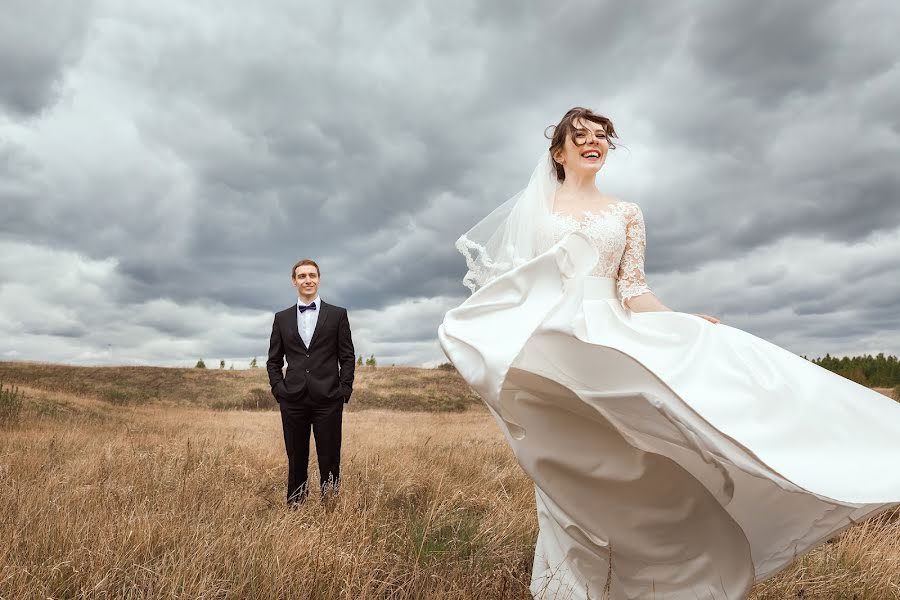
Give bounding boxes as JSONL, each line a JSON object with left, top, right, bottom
{"left": 0, "top": 380, "right": 23, "bottom": 425}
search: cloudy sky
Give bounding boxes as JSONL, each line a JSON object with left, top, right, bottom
{"left": 1, "top": 1, "right": 898, "bottom": 368}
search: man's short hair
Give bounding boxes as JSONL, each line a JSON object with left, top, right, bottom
{"left": 292, "top": 259, "right": 320, "bottom": 279}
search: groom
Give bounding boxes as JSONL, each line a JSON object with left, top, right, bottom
{"left": 267, "top": 259, "right": 355, "bottom": 505}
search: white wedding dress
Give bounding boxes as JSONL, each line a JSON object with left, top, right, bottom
{"left": 438, "top": 200, "right": 900, "bottom": 599}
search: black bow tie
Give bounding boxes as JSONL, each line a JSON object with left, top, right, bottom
{"left": 298, "top": 302, "right": 317, "bottom": 314}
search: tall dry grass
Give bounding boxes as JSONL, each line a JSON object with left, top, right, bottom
{"left": 1, "top": 401, "right": 536, "bottom": 599}
{"left": 1, "top": 368, "right": 898, "bottom": 598}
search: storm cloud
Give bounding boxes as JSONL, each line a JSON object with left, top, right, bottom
{"left": 1, "top": 0, "right": 898, "bottom": 367}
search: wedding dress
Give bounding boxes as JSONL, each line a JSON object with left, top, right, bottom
{"left": 438, "top": 182, "right": 900, "bottom": 598}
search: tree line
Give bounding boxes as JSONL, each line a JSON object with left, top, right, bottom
{"left": 807, "top": 352, "right": 900, "bottom": 387}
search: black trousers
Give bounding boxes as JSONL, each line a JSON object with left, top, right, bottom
{"left": 279, "top": 396, "right": 344, "bottom": 504}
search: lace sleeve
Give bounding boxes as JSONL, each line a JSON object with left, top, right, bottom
{"left": 616, "top": 203, "right": 652, "bottom": 310}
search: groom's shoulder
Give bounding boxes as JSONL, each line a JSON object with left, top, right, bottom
{"left": 274, "top": 305, "right": 296, "bottom": 318}
{"left": 322, "top": 301, "right": 347, "bottom": 314}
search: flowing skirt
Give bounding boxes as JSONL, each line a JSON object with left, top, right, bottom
{"left": 438, "top": 232, "right": 900, "bottom": 599}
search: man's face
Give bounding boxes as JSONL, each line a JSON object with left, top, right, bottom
{"left": 293, "top": 265, "right": 320, "bottom": 298}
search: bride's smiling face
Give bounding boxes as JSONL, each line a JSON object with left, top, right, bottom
{"left": 554, "top": 118, "right": 610, "bottom": 178}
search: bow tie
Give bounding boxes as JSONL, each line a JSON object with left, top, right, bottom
{"left": 298, "top": 302, "right": 317, "bottom": 314}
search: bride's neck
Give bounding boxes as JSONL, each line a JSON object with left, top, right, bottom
{"left": 558, "top": 171, "right": 599, "bottom": 197}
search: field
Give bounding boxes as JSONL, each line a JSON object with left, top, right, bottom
{"left": 1, "top": 363, "right": 898, "bottom": 599}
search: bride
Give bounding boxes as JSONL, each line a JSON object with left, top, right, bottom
{"left": 438, "top": 107, "right": 900, "bottom": 599}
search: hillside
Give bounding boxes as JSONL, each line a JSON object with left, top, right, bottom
{"left": 0, "top": 362, "right": 482, "bottom": 412}
{"left": 1, "top": 362, "right": 895, "bottom": 414}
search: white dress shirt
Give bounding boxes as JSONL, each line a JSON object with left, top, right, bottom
{"left": 297, "top": 295, "right": 320, "bottom": 348}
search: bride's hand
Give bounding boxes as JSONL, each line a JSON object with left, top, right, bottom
{"left": 693, "top": 313, "right": 721, "bottom": 325}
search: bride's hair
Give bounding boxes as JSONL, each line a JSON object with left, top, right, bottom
{"left": 545, "top": 107, "right": 618, "bottom": 183}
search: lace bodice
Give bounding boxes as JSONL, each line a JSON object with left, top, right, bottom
{"left": 538, "top": 201, "right": 652, "bottom": 309}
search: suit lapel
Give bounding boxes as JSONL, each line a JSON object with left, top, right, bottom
{"left": 307, "top": 301, "right": 329, "bottom": 351}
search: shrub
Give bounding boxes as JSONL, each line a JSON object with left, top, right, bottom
{"left": 0, "top": 381, "right": 23, "bottom": 425}
{"left": 100, "top": 388, "right": 130, "bottom": 405}
{"left": 243, "top": 387, "right": 278, "bottom": 410}
{"left": 210, "top": 388, "right": 278, "bottom": 411}
{"left": 195, "top": 360, "right": 206, "bottom": 369}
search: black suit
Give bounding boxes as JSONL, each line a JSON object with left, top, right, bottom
{"left": 267, "top": 300, "right": 355, "bottom": 503}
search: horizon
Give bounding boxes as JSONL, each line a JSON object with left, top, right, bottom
{"left": 3, "top": 349, "right": 898, "bottom": 372}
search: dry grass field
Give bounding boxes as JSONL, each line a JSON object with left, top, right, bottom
{"left": 1, "top": 363, "right": 898, "bottom": 599}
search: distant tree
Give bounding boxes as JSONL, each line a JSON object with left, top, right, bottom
{"left": 437, "top": 362, "right": 456, "bottom": 371}
{"left": 195, "top": 360, "right": 206, "bottom": 369}
{"left": 229, "top": 364, "right": 234, "bottom": 370}
{"left": 846, "top": 367, "right": 868, "bottom": 385}
{"left": 250, "top": 357, "right": 258, "bottom": 368}
{"left": 357, "top": 355, "right": 363, "bottom": 367}
{"left": 365, "top": 354, "right": 377, "bottom": 368}
{"left": 220, "top": 360, "right": 225, "bottom": 369}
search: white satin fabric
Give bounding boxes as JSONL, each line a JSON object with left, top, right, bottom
{"left": 438, "top": 232, "right": 900, "bottom": 599}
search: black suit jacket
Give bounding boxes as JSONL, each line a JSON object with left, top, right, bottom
{"left": 266, "top": 300, "right": 355, "bottom": 403}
